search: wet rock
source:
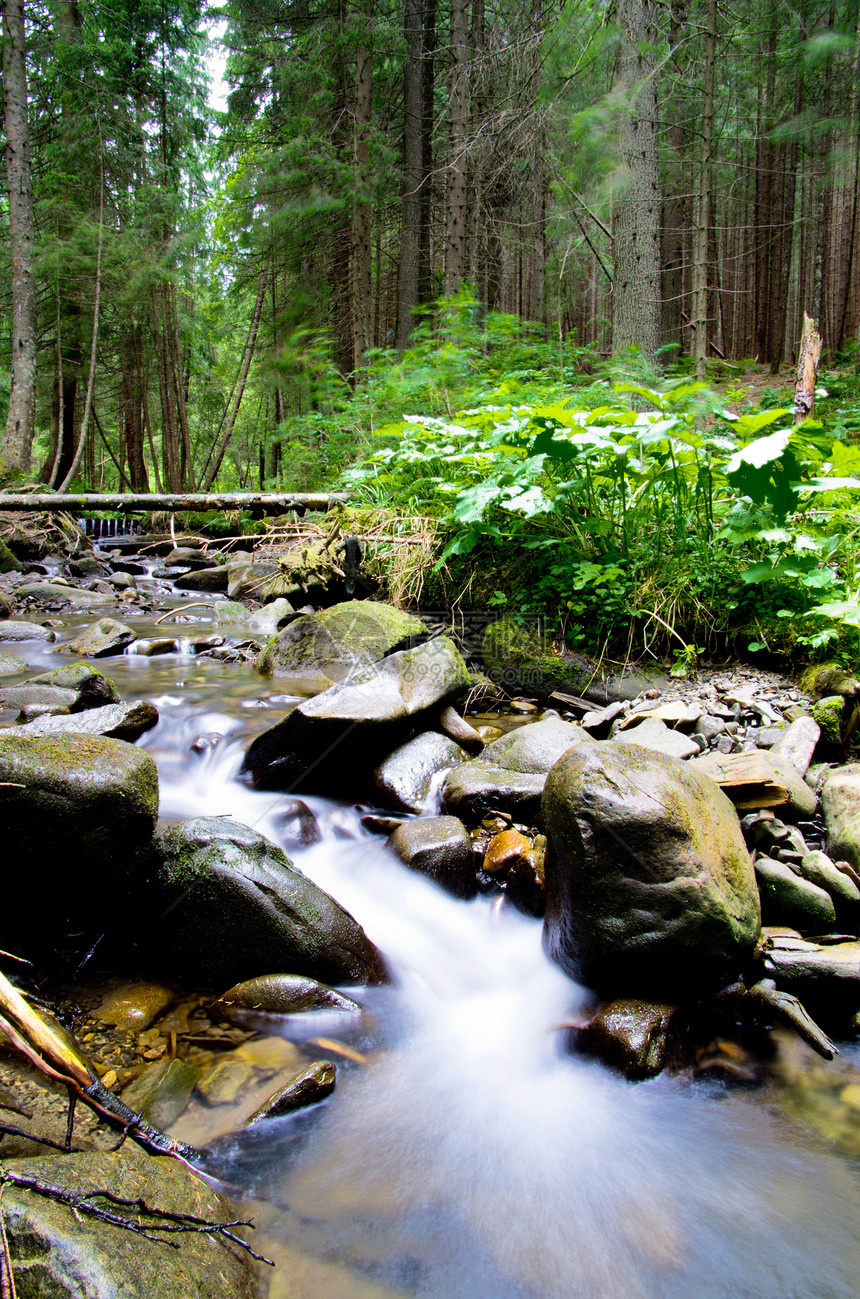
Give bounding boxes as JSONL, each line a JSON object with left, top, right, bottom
{"left": 483, "top": 828, "right": 535, "bottom": 876}
{"left": 0, "top": 1148, "right": 255, "bottom": 1298}
{"left": 270, "top": 796, "right": 322, "bottom": 847}
{"left": 255, "top": 599, "right": 425, "bottom": 683}
{"left": 212, "top": 974, "right": 363, "bottom": 1020}
{"left": 0, "top": 619, "right": 56, "bottom": 642}
{"left": 108, "top": 570, "right": 136, "bottom": 590}
{"left": 0, "top": 733, "right": 158, "bottom": 955}
{"left": 25, "top": 664, "right": 121, "bottom": 709}
{"left": 14, "top": 699, "right": 159, "bottom": 742}
{"left": 483, "top": 715, "right": 585, "bottom": 773}
{"left": 543, "top": 739, "right": 761, "bottom": 998}
{"left": 227, "top": 557, "right": 291, "bottom": 602}
{"left": 388, "top": 815, "right": 476, "bottom": 899}
{"left": 244, "top": 1060, "right": 336, "bottom": 1124}
{"left": 441, "top": 761, "right": 546, "bottom": 822}
{"left": 373, "top": 731, "right": 467, "bottom": 813}
{"left": 197, "top": 1057, "right": 254, "bottom": 1106}
{"left": 95, "top": 982, "right": 174, "bottom": 1031}
{"left": 131, "top": 637, "right": 177, "bottom": 656}
{"left": 142, "top": 816, "right": 387, "bottom": 987}
{"left": 213, "top": 600, "right": 254, "bottom": 625}
{"left": 14, "top": 581, "right": 113, "bottom": 606}
{"left": 582, "top": 999, "right": 677, "bottom": 1081}
{"left": 580, "top": 700, "right": 627, "bottom": 737}
{"left": 439, "top": 704, "right": 484, "bottom": 751}
{"left": 0, "top": 652, "right": 26, "bottom": 675}
{"left": 1, "top": 683, "right": 78, "bottom": 712}
{"left": 691, "top": 749, "right": 818, "bottom": 816}
{"left": 616, "top": 716, "right": 701, "bottom": 760}
{"left": 243, "top": 636, "right": 470, "bottom": 793}
{"left": 66, "top": 617, "right": 136, "bottom": 657}
{"left": 163, "top": 547, "right": 217, "bottom": 569}
{"left": 754, "top": 857, "right": 837, "bottom": 932}
{"left": 175, "top": 564, "right": 230, "bottom": 592}
{"left": 120, "top": 1057, "right": 201, "bottom": 1130}
{"left": 821, "top": 765, "right": 860, "bottom": 869}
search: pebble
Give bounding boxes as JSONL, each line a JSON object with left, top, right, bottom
{"left": 95, "top": 982, "right": 174, "bottom": 1032}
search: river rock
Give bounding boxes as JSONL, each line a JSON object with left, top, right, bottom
{"left": 174, "top": 563, "right": 230, "bottom": 592}
{"left": 14, "top": 581, "right": 113, "bottom": 606}
{"left": 243, "top": 636, "right": 470, "bottom": 792}
{"left": 799, "top": 850, "right": 860, "bottom": 908}
{"left": 244, "top": 1060, "right": 336, "bottom": 1124}
{"left": 582, "top": 999, "right": 677, "bottom": 1081}
{"left": 754, "top": 857, "right": 837, "bottom": 931}
{"left": 481, "top": 617, "right": 592, "bottom": 698}
{"left": 0, "top": 619, "right": 56, "bottom": 642}
{"left": 197, "top": 1057, "right": 254, "bottom": 1106}
{"left": 616, "top": 716, "right": 701, "bottom": 760}
{"left": 212, "top": 973, "right": 363, "bottom": 1020}
{"left": 691, "top": 749, "right": 818, "bottom": 816}
{"left": 24, "top": 663, "right": 120, "bottom": 710}
{"left": 96, "top": 981, "right": 174, "bottom": 1031}
{"left": 542, "top": 739, "right": 761, "bottom": 998}
{"left": 121, "top": 1057, "right": 201, "bottom": 1129}
{"left": 821, "top": 765, "right": 860, "bottom": 870}
{"left": 441, "top": 761, "right": 546, "bottom": 822}
{"left": 0, "top": 683, "right": 78, "bottom": 712}
{"left": 483, "top": 828, "right": 535, "bottom": 876}
{"left": 255, "top": 600, "right": 425, "bottom": 683}
{"left": 483, "top": 715, "right": 585, "bottom": 772}
{"left": 0, "top": 733, "right": 158, "bottom": 953}
{"left": 66, "top": 617, "right": 137, "bottom": 657}
{"left": 0, "top": 652, "right": 26, "bottom": 675}
{"left": 388, "top": 815, "right": 476, "bottom": 899}
{"left": 0, "top": 1148, "right": 256, "bottom": 1299}
{"left": 373, "top": 731, "right": 467, "bottom": 813}
{"left": 439, "top": 704, "right": 484, "bottom": 751}
{"left": 228, "top": 556, "right": 292, "bottom": 602}
{"left": 143, "top": 816, "right": 387, "bottom": 987}
{"left": 770, "top": 715, "right": 821, "bottom": 776}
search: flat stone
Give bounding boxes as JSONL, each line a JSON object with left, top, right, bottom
{"left": 96, "top": 982, "right": 174, "bottom": 1031}
{"left": 771, "top": 715, "right": 820, "bottom": 775}
{"left": 15, "top": 699, "right": 159, "bottom": 742}
{"left": 388, "top": 815, "right": 475, "bottom": 899}
{"left": 0, "top": 620, "right": 56, "bottom": 642}
{"left": 197, "top": 1057, "right": 254, "bottom": 1106}
{"left": 483, "top": 715, "right": 586, "bottom": 773}
{"left": 14, "top": 581, "right": 113, "bottom": 606}
{"left": 691, "top": 750, "right": 818, "bottom": 815}
{"left": 616, "top": 716, "right": 700, "bottom": 760}
{"left": 121, "top": 1058, "right": 201, "bottom": 1130}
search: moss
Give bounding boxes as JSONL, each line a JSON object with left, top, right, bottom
{"left": 811, "top": 694, "right": 845, "bottom": 745}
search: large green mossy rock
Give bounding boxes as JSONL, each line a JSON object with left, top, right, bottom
{"left": 542, "top": 739, "right": 761, "bottom": 999}
{"left": 0, "top": 733, "right": 158, "bottom": 952}
{"left": 243, "top": 635, "right": 470, "bottom": 793}
{"left": 2, "top": 1149, "right": 256, "bottom": 1299}
{"left": 143, "top": 817, "right": 387, "bottom": 987}
{"left": 255, "top": 599, "right": 425, "bottom": 683}
{"left": 26, "top": 663, "right": 120, "bottom": 708}
{"left": 481, "top": 617, "right": 592, "bottom": 698}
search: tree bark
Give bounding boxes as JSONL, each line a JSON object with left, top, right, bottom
{"left": 444, "top": 0, "right": 469, "bottom": 294}
{"left": 395, "top": 0, "right": 425, "bottom": 349}
{"left": 612, "top": 0, "right": 662, "bottom": 358}
{"left": 1, "top": 0, "right": 38, "bottom": 475}
{"left": 692, "top": 0, "right": 715, "bottom": 379}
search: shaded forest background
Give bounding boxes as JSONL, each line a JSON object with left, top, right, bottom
{"left": 2, "top": 0, "right": 860, "bottom": 493}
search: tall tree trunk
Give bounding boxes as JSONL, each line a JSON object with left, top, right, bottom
{"left": 395, "top": 0, "right": 425, "bottom": 349}
{"left": 444, "top": 0, "right": 469, "bottom": 294}
{"left": 2, "top": 0, "right": 37, "bottom": 474}
{"left": 352, "top": 4, "right": 373, "bottom": 363}
{"left": 419, "top": 0, "right": 437, "bottom": 303}
{"left": 612, "top": 0, "right": 662, "bottom": 358}
{"left": 692, "top": 0, "right": 715, "bottom": 379}
{"left": 660, "top": 0, "right": 688, "bottom": 360}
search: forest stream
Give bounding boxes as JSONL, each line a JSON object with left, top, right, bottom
{"left": 5, "top": 560, "right": 860, "bottom": 1299}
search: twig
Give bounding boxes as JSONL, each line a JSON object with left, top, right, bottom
{"left": 153, "top": 603, "right": 216, "bottom": 625}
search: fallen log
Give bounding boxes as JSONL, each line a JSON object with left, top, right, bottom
{"left": 0, "top": 492, "right": 346, "bottom": 515}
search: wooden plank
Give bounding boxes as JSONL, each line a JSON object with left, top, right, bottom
{"left": 0, "top": 492, "right": 347, "bottom": 514}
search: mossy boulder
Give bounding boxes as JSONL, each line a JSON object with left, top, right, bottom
{"left": 0, "top": 733, "right": 158, "bottom": 954}
{"left": 243, "top": 635, "right": 470, "bottom": 793}
{"left": 0, "top": 537, "right": 23, "bottom": 572}
{"left": 142, "top": 817, "right": 387, "bottom": 987}
{"left": 26, "top": 663, "right": 120, "bottom": 709}
{"left": 542, "top": 739, "right": 761, "bottom": 999}
{"left": 255, "top": 599, "right": 425, "bottom": 683}
{"left": 811, "top": 694, "right": 846, "bottom": 746}
{"left": 66, "top": 618, "right": 136, "bottom": 657}
{"left": 481, "top": 617, "right": 593, "bottom": 699}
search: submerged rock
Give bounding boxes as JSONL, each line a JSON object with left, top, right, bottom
{"left": 243, "top": 636, "right": 470, "bottom": 793}
{"left": 244, "top": 1060, "right": 336, "bottom": 1124}
{"left": 388, "top": 814, "right": 476, "bottom": 899}
{"left": 542, "top": 739, "right": 761, "bottom": 998}
{"left": 142, "top": 816, "right": 387, "bottom": 987}
{"left": 255, "top": 599, "right": 425, "bottom": 683}
{"left": 0, "top": 619, "right": 56, "bottom": 642}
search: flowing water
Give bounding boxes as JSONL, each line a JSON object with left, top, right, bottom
{"left": 6, "top": 597, "right": 860, "bottom": 1297}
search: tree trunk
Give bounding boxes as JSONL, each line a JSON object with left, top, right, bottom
{"left": 395, "top": 0, "right": 425, "bottom": 349}
{"left": 352, "top": 6, "right": 374, "bottom": 364}
{"left": 1, "top": 0, "right": 38, "bottom": 474}
{"left": 444, "top": 0, "right": 469, "bottom": 294}
{"left": 612, "top": 0, "right": 662, "bottom": 358}
{"left": 692, "top": 0, "right": 715, "bottom": 379}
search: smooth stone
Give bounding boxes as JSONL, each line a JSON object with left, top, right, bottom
{"left": 228, "top": 557, "right": 293, "bottom": 601}
{"left": 1, "top": 683, "right": 78, "bottom": 712}
{"left": 821, "top": 765, "right": 860, "bottom": 869}
{"left": 616, "top": 716, "right": 701, "bottom": 760}
{"left": 142, "top": 817, "right": 387, "bottom": 987}
{"left": 244, "top": 1060, "right": 336, "bottom": 1124}
{"left": 175, "top": 564, "right": 231, "bottom": 592}
{"left": 0, "top": 652, "right": 26, "bottom": 675}
{"left": 1, "top": 1148, "right": 254, "bottom": 1298}
{"left": 799, "top": 850, "right": 860, "bottom": 907}
{"left": 255, "top": 600, "right": 425, "bottom": 682}
{"left": 580, "top": 700, "right": 628, "bottom": 737}
{"left": 197, "top": 1057, "right": 254, "bottom": 1106}
{"left": 246, "top": 597, "right": 295, "bottom": 636}
{"left": 439, "top": 704, "right": 484, "bottom": 751}
{"left": 483, "top": 715, "right": 586, "bottom": 773}
{"left": 25, "top": 664, "right": 120, "bottom": 709}
{"left": 270, "top": 796, "right": 323, "bottom": 847}
{"left": 770, "top": 715, "right": 820, "bottom": 776}
{"left": 483, "top": 828, "right": 535, "bottom": 877}
{"left": 96, "top": 982, "right": 173, "bottom": 1031}
{"left": 388, "top": 815, "right": 476, "bottom": 899}
{"left": 108, "top": 570, "right": 136, "bottom": 589}
{"left": 0, "top": 620, "right": 56, "bottom": 642}
{"left": 213, "top": 600, "right": 254, "bottom": 625}
{"left": 441, "top": 761, "right": 546, "bottom": 822}
{"left": 373, "top": 731, "right": 467, "bottom": 813}
{"left": 619, "top": 700, "right": 703, "bottom": 729}
{"left": 14, "top": 581, "right": 113, "bottom": 606}
{"left": 754, "top": 857, "right": 837, "bottom": 931}
{"left": 14, "top": 699, "right": 159, "bottom": 742}
{"left": 212, "top": 974, "right": 363, "bottom": 1019}
{"left": 542, "top": 739, "right": 761, "bottom": 998}
{"left": 17, "top": 702, "right": 70, "bottom": 722}
{"left": 696, "top": 715, "right": 727, "bottom": 741}
{"left": 66, "top": 617, "right": 136, "bottom": 657}
{"left": 243, "top": 636, "right": 471, "bottom": 792}
{"left": 121, "top": 1058, "right": 201, "bottom": 1130}
{"left": 131, "top": 637, "right": 178, "bottom": 656}
{"left": 583, "top": 999, "right": 677, "bottom": 1081}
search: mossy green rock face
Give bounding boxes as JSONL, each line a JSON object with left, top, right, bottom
{"left": 26, "top": 663, "right": 120, "bottom": 708}
{"left": 256, "top": 599, "right": 425, "bottom": 683}
{"left": 2, "top": 1149, "right": 256, "bottom": 1298}
{"left": 821, "top": 764, "right": 860, "bottom": 869}
{"left": 244, "top": 635, "right": 470, "bottom": 793}
{"left": 481, "top": 617, "right": 591, "bottom": 697}
{"left": 542, "top": 739, "right": 761, "bottom": 998}
{"left": 146, "top": 817, "right": 387, "bottom": 987}
{"left": 0, "top": 733, "right": 158, "bottom": 952}
{"left": 811, "top": 694, "right": 845, "bottom": 745}
{"left": 0, "top": 537, "right": 23, "bottom": 572}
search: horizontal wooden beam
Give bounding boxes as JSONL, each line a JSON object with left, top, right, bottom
{"left": 0, "top": 492, "right": 347, "bottom": 514}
